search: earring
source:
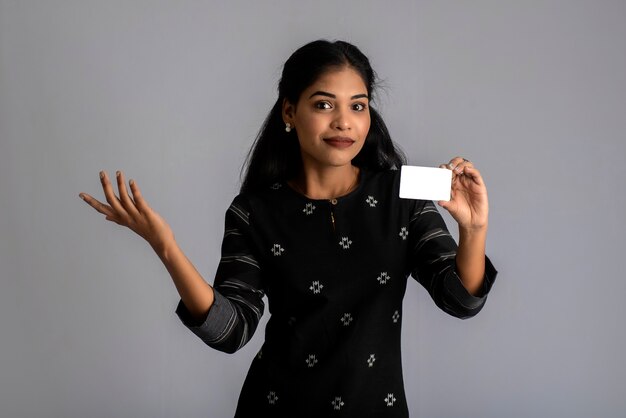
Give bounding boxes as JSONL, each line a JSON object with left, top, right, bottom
{"left": 285, "top": 123, "right": 292, "bottom": 133}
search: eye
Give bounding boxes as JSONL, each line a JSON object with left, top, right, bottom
{"left": 314, "top": 101, "right": 332, "bottom": 110}
{"left": 352, "top": 102, "right": 368, "bottom": 112}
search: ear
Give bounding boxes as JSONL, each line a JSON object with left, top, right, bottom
{"left": 282, "top": 98, "right": 296, "bottom": 125}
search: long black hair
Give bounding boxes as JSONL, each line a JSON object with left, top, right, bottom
{"left": 240, "top": 40, "right": 406, "bottom": 193}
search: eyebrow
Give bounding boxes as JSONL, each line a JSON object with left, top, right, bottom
{"left": 308, "top": 90, "right": 369, "bottom": 100}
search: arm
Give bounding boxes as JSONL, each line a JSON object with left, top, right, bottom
{"left": 456, "top": 226, "right": 487, "bottom": 296}
{"left": 408, "top": 157, "right": 496, "bottom": 319}
{"left": 175, "top": 196, "right": 265, "bottom": 353}
{"left": 156, "top": 239, "right": 215, "bottom": 322}
{"left": 438, "top": 157, "right": 490, "bottom": 296}
{"left": 79, "top": 170, "right": 214, "bottom": 321}
{"left": 80, "top": 171, "right": 264, "bottom": 352}
{"left": 409, "top": 200, "right": 495, "bottom": 319}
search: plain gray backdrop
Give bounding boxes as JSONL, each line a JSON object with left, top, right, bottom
{"left": 1, "top": 1, "right": 625, "bottom": 417}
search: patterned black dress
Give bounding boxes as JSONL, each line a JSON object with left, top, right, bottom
{"left": 176, "top": 168, "right": 497, "bottom": 417}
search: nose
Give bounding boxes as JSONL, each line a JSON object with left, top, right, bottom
{"left": 331, "top": 109, "right": 351, "bottom": 130}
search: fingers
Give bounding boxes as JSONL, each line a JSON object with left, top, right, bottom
{"left": 100, "top": 171, "right": 127, "bottom": 218}
{"left": 447, "top": 156, "right": 473, "bottom": 175}
{"left": 460, "top": 165, "right": 484, "bottom": 186}
{"left": 115, "top": 171, "right": 140, "bottom": 218}
{"left": 437, "top": 199, "right": 452, "bottom": 209}
{"left": 79, "top": 192, "right": 115, "bottom": 218}
{"left": 441, "top": 157, "right": 483, "bottom": 187}
{"left": 80, "top": 171, "right": 157, "bottom": 233}
{"left": 128, "top": 178, "right": 150, "bottom": 213}
{"left": 81, "top": 171, "right": 146, "bottom": 223}
{"left": 439, "top": 162, "right": 460, "bottom": 191}
{"left": 448, "top": 156, "right": 468, "bottom": 169}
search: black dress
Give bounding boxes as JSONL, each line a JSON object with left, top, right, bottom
{"left": 176, "top": 168, "right": 497, "bottom": 417}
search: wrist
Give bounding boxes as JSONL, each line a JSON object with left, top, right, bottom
{"left": 459, "top": 224, "right": 488, "bottom": 240}
{"left": 152, "top": 236, "right": 178, "bottom": 261}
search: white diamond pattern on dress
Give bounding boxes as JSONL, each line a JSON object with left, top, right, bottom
{"left": 385, "top": 393, "right": 397, "bottom": 406}
{"left": 377, "top": 272, "right": 391, "bottom": 285}
{"left": 303, "top": 202, "right": 316, "bottom": 215}
{"left": 332, "top": 397, "right": 345, "bottom": 410}
{"left": 267, "top": 391, "right": 278, "bottom": 405}
{"left": 306, "top": 354, "right": 318, "bottom": 368}
{"left": 271, "top": 244, "right": 285, "bottom": 256}
{"left": 366, "top": 195, "right": 378, "bottom": 207}
{"left": 340, "top": 313, "right": 353, "bottom": 326}
{"left": 339, "top": 236, "right": 353, "bottom": 249}
{"left": 399, "top": 227, "right": 408, "bottom": 240}
{"left": 367, "top": 354, "right": 376, "bottom": 367}
{"left": 309, "top": 281, "right": 324, "bottom": 294}
{"left": 392, "top": 310, "right": 400, "bottom": 323}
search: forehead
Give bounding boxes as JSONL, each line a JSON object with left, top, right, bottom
{"left": 304, "top": 67, "right": 368, "bottom": 96}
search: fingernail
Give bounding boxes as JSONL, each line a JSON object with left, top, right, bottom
{"left": 79, "top": 193, "right": 85, "bottom": 200}
{"left": 129, "top": 179, "right": 134, "bottom": 186}
{"left": 116, "top": 171, "right": 120, "bottom": 178}
{"left": 99, "top": 171, "right": 104, "bottom": 179}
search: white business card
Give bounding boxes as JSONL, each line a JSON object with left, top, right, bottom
{"left": 399, "top": 165, "right": 452, "bottom": 201}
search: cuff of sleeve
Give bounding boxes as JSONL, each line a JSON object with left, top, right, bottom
{"left": 443, "top": 255, "right": 498, "bottom": 311}
{"left": 175, "top": 290, "right": 237, "bottom": 345}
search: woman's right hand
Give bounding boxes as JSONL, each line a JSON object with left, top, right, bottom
{"left": 79, "top": 171, "right": 175, "bottom": 253}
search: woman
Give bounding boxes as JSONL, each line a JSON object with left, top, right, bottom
{"left": 79, "top": 40, "right": 496, "bottom": 417}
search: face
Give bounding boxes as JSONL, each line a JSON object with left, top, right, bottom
{"left": 283, "top": 66, "right": 371, "bottom": 172}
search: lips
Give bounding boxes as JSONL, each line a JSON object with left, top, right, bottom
{"left": 323, "top": 136, "right": 355, "bottom": 149}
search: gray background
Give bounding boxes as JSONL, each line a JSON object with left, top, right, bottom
{"left": 1, "top": 1, "right": 625, "bottom": 417}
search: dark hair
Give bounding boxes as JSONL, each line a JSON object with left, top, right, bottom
{"left": 240, "top": 39, "right": 406, "bottom": 193}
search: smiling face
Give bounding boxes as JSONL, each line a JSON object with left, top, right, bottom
{"left": 283, "top": 66, "right": 371, "bottom": 173}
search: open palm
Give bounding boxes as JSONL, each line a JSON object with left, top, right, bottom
{"left": 79, "top": 171, "right": 174, "bottom": 252}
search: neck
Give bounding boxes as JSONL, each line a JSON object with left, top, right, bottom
{"left": 290, "top": 165, "right": 360, "bottom": 200}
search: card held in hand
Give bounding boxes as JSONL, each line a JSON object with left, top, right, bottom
{"left": 399, "top": 165, "right": 452, "bottom": 201}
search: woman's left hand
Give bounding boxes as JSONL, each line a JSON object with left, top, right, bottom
{"left": 438, "top": 157, "right": 489, "bottom": 230}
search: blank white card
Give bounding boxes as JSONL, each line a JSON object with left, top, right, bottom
{"left": 399, "top": 165, "right": 452, "bottom": 202}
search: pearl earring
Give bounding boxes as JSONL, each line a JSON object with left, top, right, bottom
{"left": 285, "top": 123, "right": 292, "bottom": 133}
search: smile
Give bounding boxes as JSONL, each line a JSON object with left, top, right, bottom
{"left": 323, "top": 137, "right": 355, "bottom": 149}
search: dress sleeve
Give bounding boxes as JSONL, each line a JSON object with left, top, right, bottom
{"left": 175, "top": 195, "right": 265, "bottom": 353}
{"left": 408, "top": 200, "right": 497, "bottom": 319}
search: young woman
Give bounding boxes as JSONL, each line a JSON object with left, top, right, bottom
{"left": 80, "top": 40, "right": 497, "bottom": 417}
